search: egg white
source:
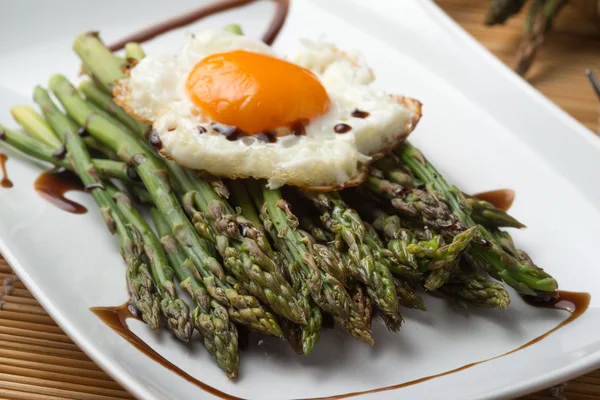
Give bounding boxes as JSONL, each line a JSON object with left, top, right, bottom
{"left": 114, "top": 30, "right": 421, "bottom": 189}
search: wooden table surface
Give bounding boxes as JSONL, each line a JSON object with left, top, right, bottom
{"left": 0, "top": 2, "right": 599, "bottom": 400}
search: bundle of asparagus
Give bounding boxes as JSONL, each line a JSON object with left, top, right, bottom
{"left": 485, "top": 0, "right": 600, "bottom": 76}
{"left": 0, "top": 28, "right": 558, "bottom": 379}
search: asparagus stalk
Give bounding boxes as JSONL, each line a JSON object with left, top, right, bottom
{"left": 229, "top": 180, "right": 319, "bottom": 353}
{"left": 407, "top": 226, "right": 478, "bottom": 291}
{"left": 150, "top": 208, "right": 239, "bottom": 379}
{"left": 75, "top": 34, "right": 306, "bottom": 325}
{"left": 255, "top": 183, "right": 353, "bottom": 319}
{"left": 169, "top": 164, "right": 308, "bottom": 325}
{"left": 442, "top": 271, "right": 511, "bottom": 309}
{"left": 365, "top": 174, "right": 464, "bottom": 239}
{"left": 484, "top": 0, "right": 526, "bottom": 25}
{"left": 297, "top": 218, "right": 374, "bottom": 343}
{"left": 394, "top": 278, "right": 426, "bottom": 311}
{"left": 11, "top": 104, "right": 114, "bottom": 157}
{"left": 397, "top": 142, "right": 558, "bottom": 297}
{"left": 107, "top": 185, "right": 193, "bottom": 342}
{"left": 49, "top": 74, "right": 282, "bottom": 337}
{"left": 464, "top": 194, "right": 525, "bottom": 229}
{"left": 79, "top": 80, "right": 147, "bottom": 136}
{"left": 124, "top": 42, "right": 146, "bottom": 61}
{"left": 371, "top": 211, "right": 419, "bottom": 270}
{"left": 73, "top": 32, "right": 123, "bottom": 93}
{"left": 223, "top": 24, "right": 244, "bottom": 35}
{"left": 0, "top": 125, "right": 138, "bottom": 184}
{"left": 31, "top": 86, "right": 161, "bottom": 330}
{"left": 305, "top": 191, "right": 402, "bottom": 331}
{"left": 373, "top": 156, "right": 525, "bottom": 230}
{"left": 10, "top": 106, "right": 62, "bottom": 148}
{"left": 243, "top": 182, "right": 323, "bottom": 353}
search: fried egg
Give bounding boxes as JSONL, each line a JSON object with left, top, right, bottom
{"left": 114, "top": 30, "right": 421, "bottom": 189}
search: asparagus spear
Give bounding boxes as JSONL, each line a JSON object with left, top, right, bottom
{"left": 407, "top": 226, "right": 478, "bottom": 291}
{"left": 0, "top": 125, "right": 138, "bottom": 184}
{"left": 79, "top": 80, "right": 147, "bottom": 137}
{"left": 365, "top": 174, "right": 464, "bottom": 239}
{"left": 169, "top": 163, "right": 308, "bottom": 325}
{"left": 124, "top": 42, "right": 146, "bottom": 61}
{"left": 150, "top": 208, "right": 239, "bottom": 378}
{"left": 10, "top": 106, "right": 62, "bottom": 148}
{"left": 252, "top": 182, "right": 376, "bottom": 344}
{"left": 371, "top": 211, "right": 419, "bottom": 270}
{"left": 464, "top": 194, "right": 525, "bottom": 229}
{"left": 373, "top": 156, "right": 525, "bottom": 230}
{"left": 243, "top": 182, "right": 323, "bottom": 353}
{"left": 394, "top": 278, "right": 426, "bottom": 310}
{"left": 442, "top": 270, "right": 511, "bottom": 309}
{"left": 305, "top": 191, "right": 402, "bottom": 331}
{"left": 11, "top": 104, "right": 115, "bottom": 157}
{"left": 49, "top": 74, "right": 282, "bottom": 337}
{"left": 107, "top": 185, "right": 193, "bottom": 342}
{"left": 75, "top": 34, "right": 305, "bottom": 326}
{"left": 484, "top": 0, "right": 526, "bottom": 25}
{"left": 255, "top": 183, "right": 355, "bottom": 318}
{"left": 73, "top": 32, "right": 123, "bottom": 93}
{"left": 397, "top": 142, "right": 558, "bottom": 297}
{"left": 31, "top": 86, "right": 161, "bottom": 330}
{"left": 299, "top": 228, "right": 374, "bottom": 342}
{"left": 228, "top": 180, "right": 319, "bottom": 353}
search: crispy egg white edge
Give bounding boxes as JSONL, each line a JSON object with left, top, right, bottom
{"left": 115, "top": 30, "right": 418, "bottom": 189}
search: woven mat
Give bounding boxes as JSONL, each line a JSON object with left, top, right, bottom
{"left": 1, "top": 3, "right": 599, "bottom": 400}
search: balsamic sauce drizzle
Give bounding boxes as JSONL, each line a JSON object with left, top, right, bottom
{"left": 34, "top": 169, "right": 87, "bottom": 214}
{"left": 0, "top": 154, "right": 13, "bottom": 188}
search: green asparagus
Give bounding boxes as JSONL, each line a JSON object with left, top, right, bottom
{"left": 49, "top": 73, "right": 282, "bottom": 337}
{"left": 150, "top": 208, "right": 239, "bottom": 379}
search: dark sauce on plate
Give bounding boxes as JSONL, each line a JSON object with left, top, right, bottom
{"left": 92, "top": 292, "right": 589, "bottom": 399}
{"left": 473, "top": 189, "right": 515, "bottom": 212}
{"left": 91, "top": 303, "right": 243, "bottom": 400}
{"left": 0, "top": 154, "right": 13, "bottom": 188}
{"left": 34, "top": 169, "right": 87, "bottom": 214}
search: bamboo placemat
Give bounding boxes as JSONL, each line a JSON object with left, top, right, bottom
{"left": 1, "top": 2, "right": 599, "bottom": 400}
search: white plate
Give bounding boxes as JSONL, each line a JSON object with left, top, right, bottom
{"left": 1, "top": 1, "right": 600, "bottom": 399}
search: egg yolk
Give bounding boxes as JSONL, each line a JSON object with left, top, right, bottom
{"left": 186, "top": 50, "right": 330, "bottom": 134}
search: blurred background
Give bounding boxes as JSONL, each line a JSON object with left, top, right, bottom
{"left": 436, "top": 0, "right": 600, "bottom": 133}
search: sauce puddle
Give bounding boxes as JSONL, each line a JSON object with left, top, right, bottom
{"left": 34, "top": 169, "right": 87, "bottom": 214}
{"left": 0, "top": 154, "right": 13, "bottom": 188}
{"left": 92, "top": 291, "right": 589, "bottom": 399}
{"left": 473, "top": 189, "right": 516, "bottom": 212}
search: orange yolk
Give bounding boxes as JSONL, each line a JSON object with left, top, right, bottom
{"left": 185, "top": 50, "right": 330, "bottom": 134}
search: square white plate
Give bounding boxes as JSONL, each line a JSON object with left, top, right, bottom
{"left": 1, "top": 1, "right": 600, "bottom": 399}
